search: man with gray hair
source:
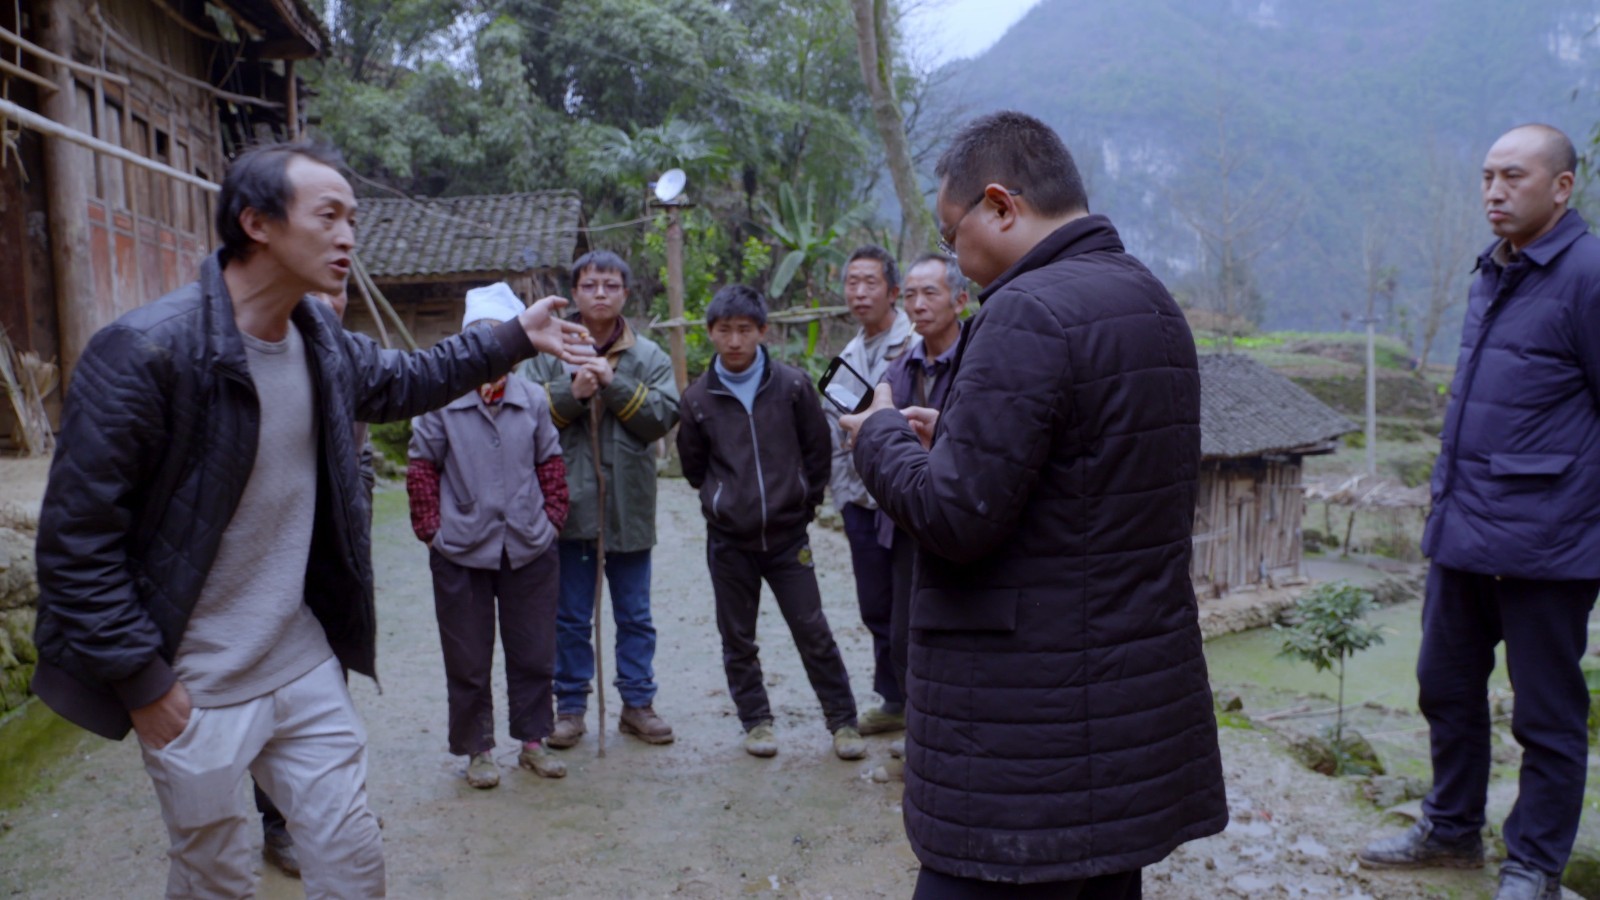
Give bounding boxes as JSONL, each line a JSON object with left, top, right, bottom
{"left": 869, "top": 253, "right": 968, "bottom": 778}
{"left": 830, "top": 244, "right": 918, "bottom": 737}
{"left": 1359, "top": 123, "right": 1598, "bottom": 900}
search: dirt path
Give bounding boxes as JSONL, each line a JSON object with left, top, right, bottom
{"left": 0, "top": 477, "right": 1571, "bottom": 898}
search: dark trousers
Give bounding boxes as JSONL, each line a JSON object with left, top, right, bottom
{"left": 1418, "top": 563, "right": 1598, "bottom": 876}
{"left": 913, "top": 867, "right": 1141, "bottom": 899}
{"left": 428, "top": 545, "right": 560, "bottom": 755}
{"left": 843, "top": 502, "right": 903, "bottom": 707}
{"left": 708, "top": 531, "right": 858, "bottom": 732}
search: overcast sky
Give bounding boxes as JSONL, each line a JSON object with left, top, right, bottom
{"left": 902, "top": 0, "right": 1045, "bottom": 68}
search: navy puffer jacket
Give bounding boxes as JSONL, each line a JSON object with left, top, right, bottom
{"left": 1423, "top": 210, "right": 1600, "bottom": 579}
{"left": 854, "top": 216, "right": 1228, "bottom": 883}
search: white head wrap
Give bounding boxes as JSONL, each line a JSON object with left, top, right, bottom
{"left": 462, "top": 282, "right": 525, "bottom": 329}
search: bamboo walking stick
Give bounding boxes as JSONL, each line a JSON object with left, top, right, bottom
{"left": 589, "top": 399, "right": 608, "bottom": 758}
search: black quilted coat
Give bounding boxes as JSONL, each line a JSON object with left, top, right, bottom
{"left": 32, "top": 254, "right": 533, "bottom": 739}
{"left": 854, "top": 215, "right": 1228, "bottom": 883}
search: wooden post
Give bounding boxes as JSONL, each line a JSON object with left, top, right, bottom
{"left": 664, "top": 205, "right": 687, "bottom": 392}
{"left": 39, "top": 0, "right": 96, "bottom": 382}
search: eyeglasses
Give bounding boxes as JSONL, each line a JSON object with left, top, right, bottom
{"left": 937, "top": 187, "right": 1022, "bottom": 257}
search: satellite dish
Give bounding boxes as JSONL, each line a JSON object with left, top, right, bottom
{"left": 654, "top": 168, "right": 687, "bottom": 204}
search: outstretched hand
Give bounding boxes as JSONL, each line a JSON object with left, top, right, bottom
{"left": 518, "top": 297, "right": 597, "bottom": 364}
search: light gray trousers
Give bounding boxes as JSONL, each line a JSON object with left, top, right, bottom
{"left": 139, "top": 656, "right": 386, "bottom": 898}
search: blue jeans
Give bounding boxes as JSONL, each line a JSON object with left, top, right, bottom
{"left": 555, "top": 541, "right": 657, "bottom": 713}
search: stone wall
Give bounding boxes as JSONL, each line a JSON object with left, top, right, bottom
{"left": 0, "top": 502, "right": 39, "bottom": 717}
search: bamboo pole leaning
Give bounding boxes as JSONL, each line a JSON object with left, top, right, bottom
{"left": 589, "top": 400, "right": 608, "bottom": 759}
{"left": 349, "top": 254, "right": 416, "bottom": 351}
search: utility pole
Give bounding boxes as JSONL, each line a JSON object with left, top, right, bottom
{"left": 1364, "top": 311, "right": 1377, "bottom": 476}
{"left": 652, "top": 169, "right": 690, "bottom": 392}
{"left": 664, "top": 206, "right": 687, "bottom": 392}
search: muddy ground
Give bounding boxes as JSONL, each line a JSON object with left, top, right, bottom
{"left": 0, "top": 475, "right": 1590, "bottom": 898}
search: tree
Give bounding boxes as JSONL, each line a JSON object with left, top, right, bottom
{"left": 1277, "top": 580, "right": 1387, "bottom": 776}
{"left": 850, "top": 0, "right": 935, "bottom": 261}
{"left": 1412, "top": 147, "right": 1482, "bottom": 370}
{"left": 1170, "top": 99, "right": 1297, "bottom": 346}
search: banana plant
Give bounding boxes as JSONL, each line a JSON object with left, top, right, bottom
{"left": 759, "top": 181, "right": 872, "bottom": 356}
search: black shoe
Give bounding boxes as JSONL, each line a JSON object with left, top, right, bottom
{"left": 1496, "top": 862, "right": 1563, "bottom": 900}
{"left": 262, "top": 826, "right": 302, "bottom": 878}
{"left": 1356, "top": 816, "right": 1484, "bottom": 870}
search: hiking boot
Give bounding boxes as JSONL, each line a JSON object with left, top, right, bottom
{"left": 1495, "top": 862, "right": 1564, "bottom": 900}
{"left": 869, "top": 759, "right": 905, "bottom": 783}
{"left": 465, "top": 751, "right": 500, "bottom": 789}
{"left": 1357, "top": 816, "right": 1484, "bottom": 870}
{"left": 833, "top": 725, "right": 868, "bottom": 760}
{"left": 518, "top": 740, "right": 567, "bottom": 779}
{"left": 744, "top": 723, "right": 778, "bottom": 758}
{"left": 261, "top": 824, "right": 301, "bottom": 879}
{"left": 619, "top": 705, "right": 675, "bottom": 745}
{"left": 888, "top": 738, "right": 905, "bottom": 759}
{"left": 857, "top": 705, "right": 906, "bottom": 736}
{"left": 548, "top": 713, "right": 586, "bottom": 749}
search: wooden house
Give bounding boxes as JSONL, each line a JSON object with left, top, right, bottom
{"left": 1193, "top": 353, "right": 1356, "bottom": 595}
{"left": 0, "top": 0, "right": 319, "bottom": 447}
{"left": 348, "top": 192, "right": 587, "bottom": 349}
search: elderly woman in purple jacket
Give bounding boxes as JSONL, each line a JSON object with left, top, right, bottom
{"left": 407, "top": 283, "right": 571, "bottom": 789}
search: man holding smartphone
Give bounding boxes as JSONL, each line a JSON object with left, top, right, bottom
{"left": 828, "top": 245, "right": 918, "bottom": 738}
{"left": 840, "top": 112, "right": 1226, "bottom": 898}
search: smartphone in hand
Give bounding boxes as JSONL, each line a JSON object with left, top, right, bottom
{"left": 818, "top": 356, "right": 876, "bottom": 414}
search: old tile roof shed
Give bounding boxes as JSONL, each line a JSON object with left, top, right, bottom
{"left": 356, "top": 192, "right": 585, "bottom": 280}
{"left": 1199, "top": 353, "right": 1356, "bottom": 459}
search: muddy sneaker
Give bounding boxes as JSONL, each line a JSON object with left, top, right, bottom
{"left": 619, "top": 705, "right": 675, "bottom": 745}
{"left": 869, "top": 759, "right": 905, "bottom": 783}
{"left": 548, "top": 713, "right": 586, "bottom": 749}
{"left": 518, "top": 740, "right": 567, "bottom": 779}
{"left": 833, "top": 725, "right": 868, "bottom": 760}
{"left": 744, "top": 723, "right": 778, "bottom": 758}
{"left": 888, "top": 738, "right": 905, "bottom": 759}
{"left": 857, "top": 705, "right": 906, "bottom": 736}
{"left": 261, "top": 824, "right": 301, "bottom": 879}
{"left": 465, "top": 751, "right": 500, "bottom": 789}
{"left": 1495, "top": 862, "right": 1563, "bottom": 900}
{"left": 1357, "top": 816, "right": 1483, "bottom": 869}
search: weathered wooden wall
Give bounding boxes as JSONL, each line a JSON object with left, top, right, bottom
{"left": 1192, "top": 457, "right": 1306, "bottom": 596}
{"left": 74, "top": 0, "right": 219, "bottom": 328}
{"left": 0, "top": 0, "right": 62, "bottom": 448}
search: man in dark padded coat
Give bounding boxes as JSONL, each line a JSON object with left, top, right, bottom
{"left": 31, "top": 140, "right": 592, "bottom": 897}
{"left": 841, "top": 111, "right": 1227, "bottom": 898}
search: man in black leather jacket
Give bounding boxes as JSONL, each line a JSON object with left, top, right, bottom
{"left": 31, "top": 140, "right": 590, "bottom": 897}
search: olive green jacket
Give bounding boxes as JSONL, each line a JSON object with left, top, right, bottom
{"left": 520, "top": 321, "right": 679, "bottom": 552}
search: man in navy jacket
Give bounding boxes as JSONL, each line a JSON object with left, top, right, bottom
{"left": 1360, "top": 124, "right": 1598, "bottom": 900}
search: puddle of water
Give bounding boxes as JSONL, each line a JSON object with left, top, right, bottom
{"left": 1203, "top": 598, "right": 1510, "bottom": 714}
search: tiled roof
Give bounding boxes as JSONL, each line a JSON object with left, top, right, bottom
{"left": 1199, "top": 353, "right": 1356, "bottom": 459}
{"left": 356, "top": 192, "right": 584, "bottom": 279}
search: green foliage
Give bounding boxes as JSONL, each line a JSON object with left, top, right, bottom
{"left": 760, "top": 181, "right": 872, "bottom": 300}
{"left": 1278, "top": 580, "right": 1387, "bottom": 775}
{"left": 368, "top": 420, "right": 414, "bottom": 469}
{"left": 641, "top": 209, "right": 725, "bottom": 378}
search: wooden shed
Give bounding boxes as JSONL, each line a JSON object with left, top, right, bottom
{"left": 0, "top": 0, "right": 319, "bottom": 448}
{"left": 348, "top": 192, "right": 588, "bottom": 349}
{"left": 1192, "top": 353, "right": 1356, "bottom": 596}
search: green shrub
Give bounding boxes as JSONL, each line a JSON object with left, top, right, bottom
{"left": 369, "top": 420, "right": 413, "bottom": 469}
